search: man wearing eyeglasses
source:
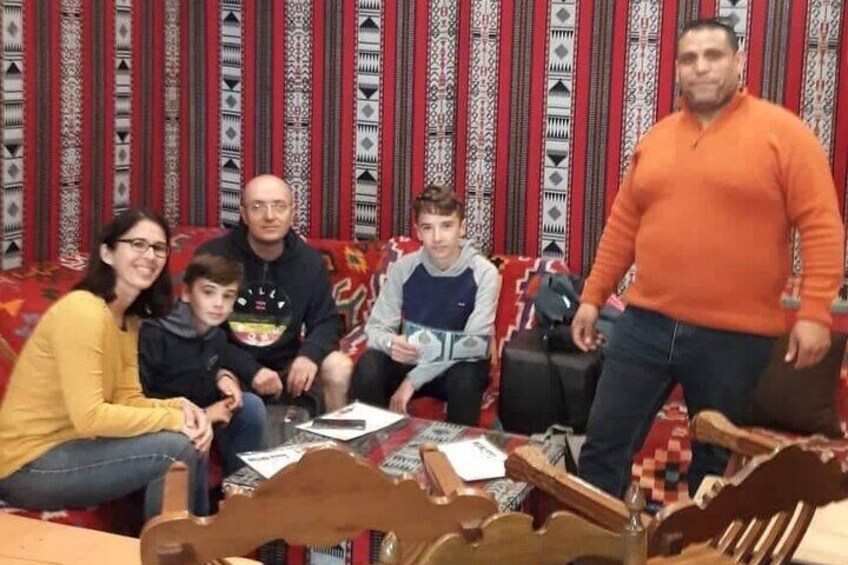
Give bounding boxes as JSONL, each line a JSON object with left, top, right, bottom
{"left": 197, "top": 174, "right": 352, "bottom": 413}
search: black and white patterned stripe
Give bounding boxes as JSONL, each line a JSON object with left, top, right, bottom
{"left": 114, "top": 0, "right": 132, "bottom": 214}
{"left": 284, "top": 0, "right": 313, "bottom": 234}
{"left": 424, "top": 0, "right": 459, "bottom": 189}
{"left": 540, "top": 0, "right": 578, "bottom": 259}
{"left": 464, "top": 0, "right": 500, "bottom": 253}
{"left": 1, "top": 0, "right": 23, "bottom": 268}
{"left": 353, "top": 0, "right": 381, "bottom": 239}
{"left": 59, "top": 0, "right": 82, "bottom": 256}
{"left": 220, "top": 0, "right": 242, "bottom": 227}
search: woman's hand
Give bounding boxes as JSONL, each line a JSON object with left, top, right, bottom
{"left": 180, "top": 402, "right": 213, "bottom": 453}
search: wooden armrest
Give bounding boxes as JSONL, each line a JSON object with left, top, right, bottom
{"left": 505, "top": 445, "right": 650, "bottom": 531}
{"left": 160, "top": 462, "right": 190, "bottom": 515}
{"left": 690, "top": 410, "right": 783, "bottom": 458}
{"left": 420, "top": 443, "right": 465, "bottom": 497}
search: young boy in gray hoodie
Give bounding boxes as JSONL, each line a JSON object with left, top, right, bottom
{"left": 140, "top": 254, "right": 267, "bottom": 474}
{"left": 351, "top": 185, "right": 500, "bottom": 426}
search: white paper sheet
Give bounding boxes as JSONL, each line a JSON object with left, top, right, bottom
{"left": 237, "top": 441, "right": 337, "bottom": 479}
{"left": 437, "top": 436, "right": 507, "bottom": 482}
{"left": 296, "top": 401, "right": 407, "bottom": 441}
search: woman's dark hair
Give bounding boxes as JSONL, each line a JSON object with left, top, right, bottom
{"left": 74, "top": 208, "right": 173, "bottom": 318}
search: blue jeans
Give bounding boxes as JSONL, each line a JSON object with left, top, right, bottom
{"left": 351, "top": 349, "right": 490, "bottom": 426}
{"left": 0, "top": 431, "right": 209, "bottom": 519}
{"left": 578, "top": 306, "right": 774, "bottom": 498}
{"left": 213, "top": 391, "right": 268, "bottom": 474}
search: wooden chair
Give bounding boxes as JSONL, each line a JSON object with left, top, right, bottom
{"left": 414, "top": 482, "right": 648, "bottom": 564}
{"left": 503, "top": 412, "right": 848, "bottom": 565}
{"left": 139, "top": 444, "right": 498, "bottom": 565}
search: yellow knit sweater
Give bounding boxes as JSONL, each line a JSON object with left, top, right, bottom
{"left": 0, "top": 291, "right": 185, "bottom": 479}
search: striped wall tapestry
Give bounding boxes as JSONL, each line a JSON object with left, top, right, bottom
{"left": 1, "top": 0, "right": 847, "bottom": 281}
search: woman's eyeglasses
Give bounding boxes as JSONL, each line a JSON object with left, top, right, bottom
{"left": 115, "top": 238, "right": 170, "bottom": 258}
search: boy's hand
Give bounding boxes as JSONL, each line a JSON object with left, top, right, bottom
{"left": 216, "top": 371, "right": 243, "bottom": 409}
{"left": 287, "top": 356, "right": 318, "bottom": 396}
{"left": 387, "top": 336, "right": 419, "bottom": 364}
{"left": 205, "top": 400, "right": 233, "bottom": 425}
{"left": 389, "top": 378, "right": 415, "bottom": 414}
{"left": 252, "top": 367, "right": 284, "bottom": 396}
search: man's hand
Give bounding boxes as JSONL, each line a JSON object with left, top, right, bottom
{"left": 785, "top": 319, "right": 831, "bottom": 369}
{"left": 389, "top": 378, "right": 416, "bottom": 414}
{"left": 252, "top": 367, "right": 284, "bottom": 396}
{"left": 216, "top": 371, "right": 243, "bottom": 410}
{"left": 387, "top": 335, "right": 419, "bottom": 364}
{"left": 287, "top": 356, "right": 319, "bottom": 396}
{"left": 205, "top": 399, "right": 233, "bottom": 425}
{"left": 571, "top": 303, "right": 602, "bottom": 352}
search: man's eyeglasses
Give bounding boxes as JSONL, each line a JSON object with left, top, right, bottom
{"left": 246, "top": 201, "right": 290, "bottom": 215}
{"left": 116, "top": 238, "right": 170, "bottom": 258}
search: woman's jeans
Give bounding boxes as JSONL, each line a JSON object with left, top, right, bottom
{"left": 578, "top": 306, "right": 775, "bottom": 498}
{"left": 0, "top": 431, "right": 209, "bottom": 519}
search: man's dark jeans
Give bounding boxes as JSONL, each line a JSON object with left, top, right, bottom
{"left": 578, "top": 306, "right": 775, "bottom": 498}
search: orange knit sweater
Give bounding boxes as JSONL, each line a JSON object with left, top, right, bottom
{"left": 581, "top": 91, "right": 844, "bottom": 335}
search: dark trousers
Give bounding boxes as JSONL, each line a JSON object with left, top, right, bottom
{"left": 578, "top": 306, "right": 775, "bottom": 498}
{"left": 351, "top": 348, "right": 490, "bottom": 427}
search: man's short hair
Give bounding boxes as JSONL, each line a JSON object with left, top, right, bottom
{"left": 413, "top": 185, "right": 465, "bottom": 221}
{"left": 679, "top": 17, "right": 739, "bottom": 52}
{"left": 184, "top": 254, "right": 244, "bottom": 288}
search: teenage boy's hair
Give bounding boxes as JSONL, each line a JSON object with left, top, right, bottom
{"left": 413, "top": 184, "right": 465, "bottom": 220}
{"left": 184, "top": 254, "right": 244, "bottom": 288}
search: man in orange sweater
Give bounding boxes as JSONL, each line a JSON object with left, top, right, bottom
{"left": 571, "top": 18, "right": 844, "bottom": 498}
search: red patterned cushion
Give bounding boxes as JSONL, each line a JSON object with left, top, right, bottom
{"left": 308, "top": 238, "right": 383, "bottom": 334}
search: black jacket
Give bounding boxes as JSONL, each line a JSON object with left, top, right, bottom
{"left": 196, "top": 223, "right": 342, "bottom": 379}
{"left": 139, "top": 301, "right": 256, "bottom": 406}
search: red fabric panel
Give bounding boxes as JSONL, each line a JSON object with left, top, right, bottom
{"left": 486, "top": 0, "right": 512, "bottom": 253}
{"left": 337, "top": 1, "right": 356, "bottom": 240}
{"left": 102, "top": 0, "right": 115, "bottom": 224}
{"left": 81, "top": 5, "right": 94, "bottom": 246}
{"left": 205, "top": 0, "right": 220, "bottom": 226}
{"left": 22, "top": 1, "right": 35, "bottom": 263}
{"left": 130, "top": 1, "right": 143, "bottom": 208}
{"left": 783, "top": 0, "right": 809, "bottom": 114}
{"left": 569, "top": 0, "right": 595, "bottom": 274}
{"left": 150, "top": 4, "right": 165, "bottom": 211}
{"left": 310, "top": 0, "right": 325, "bottom": 234}
{"left": 745, "top": 0, "right": 767, "bottom": 97}
{"left": 380, "top": 0, "right": 397, "bottom": 239}
{"left": 242, "top": 0, "right": 256, "bottom": 182}
{"left": 48, "top": 2, "right": 61, "bottom": 258}
{"left": 271, "top": 0, "right": 285, "bottom": 178}
{"left": 454, "top": 0, "right": 473, "bottom": 203}
{"left": 179, "top": 0, "right": 191, "bottom": 225}
{"left": 603, "top": 1, "right": 629, "bottom": 219}
{"left": 699, "top": 1, "right": 716, "bottom": 19}
{"left": 410, "top": 0, "right": 429, "bottom": 199}
{"left": 656, "top": 0, "right": 679, "bottom": 120}
{"left": 833, "top": 6, "right": 848, "bottom": 216}
{"left": 522, "top": 0, "right": 549, "bottom": 256}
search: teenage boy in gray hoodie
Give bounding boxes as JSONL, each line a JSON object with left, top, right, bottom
{"left": 140, "top": 254, "right": 267, "bottom": 474}
{"left": 351, "top": 185, "right": 500, "bottom": 426}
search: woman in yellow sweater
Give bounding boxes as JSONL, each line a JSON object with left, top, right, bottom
{"left": 0, "top": 209, "right": 212, "bottom": 518}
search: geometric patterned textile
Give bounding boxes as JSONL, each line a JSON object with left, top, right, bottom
{"left": 1, "top": 0, "right": 847, "bottom": 283}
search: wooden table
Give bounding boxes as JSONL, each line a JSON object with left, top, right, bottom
{"left": 0, "top": 513, "right": 140, "bottom": 565}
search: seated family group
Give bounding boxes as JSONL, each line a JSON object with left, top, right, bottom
{"left": 0, "top": 177, "right": 499, "bottom": 519}
{"left": 0, "top": 17, "right": 844, "bottom": 530}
